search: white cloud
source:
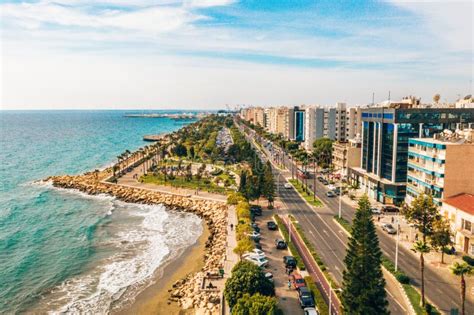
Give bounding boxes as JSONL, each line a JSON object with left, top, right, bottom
{"left": 185, "top": 0, "right": 236, "bottom": 8}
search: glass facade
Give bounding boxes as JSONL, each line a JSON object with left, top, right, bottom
{"left": 380, "top": 123, "right": 394, "bottom": 181}
{"left": 295, "top": 111, "right": 305, "bottom": 142}
{"left": 395, "top": 123, "right": 419, "bottom": 182}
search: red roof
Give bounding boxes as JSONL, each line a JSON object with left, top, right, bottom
{"left": 444, "top": 194, "right": 474, "bottom": 215}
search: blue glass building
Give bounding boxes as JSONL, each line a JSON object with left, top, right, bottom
{"left": 294, "top": 107, "right": 305, "bottom": 142}
{"left": 349, "top": 107, "right": 474, "bottom": 205}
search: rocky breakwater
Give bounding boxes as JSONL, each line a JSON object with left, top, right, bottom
{"left": 45, "top": 172, "right": 228, "bottom": 315}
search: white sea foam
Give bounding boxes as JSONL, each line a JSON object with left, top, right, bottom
{"left": 45, "top": 202, "right": 202, "bottom": 314}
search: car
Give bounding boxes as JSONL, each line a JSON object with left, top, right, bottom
{"left": 317, "top": 176, "right": 325, "bottom": 182}
{"left": 332, "top": 187, "right": 341, "bottom": 195}
{"left": 247, "top": 231, "right": 261, "bottom": 238}
{"left": 283, "top": 255, "right": 297, "bottom": 268}
{"left": 250, "top": 205, "right": 262, "bottom": 216}
{"left": 382, "top": 205, "right": 399, "bottom": 213}
{"left": 321, "top": 179, "right": 329, "bottom": 185}
{"left": 267, "top": 221, "right": 278, "bottom": 230}
{"left": 243, "top": 249, "right": 266, "bottom": 259}
{"left": 298, "top": 287, "right": 315, "bottom": 308}
{"left": 244, "top": 256, "right": 268, "bottom": 267}
{"left": 284, "top": 183, "right": 292, "bottom": 189}
{"left": 290, "top": 273, "right": 306, "bottom": 290}
{"left": 326, "top": 191, "right": 336, "bottom": 198}
{"left": 255, "top": 243, "right": 263, "bottom": 250}
{"left": 265, "top": 272, "right": 274, "bottom": 282}
{"left": 371, "top": 207, "right": 381, "bottom": 215}
{"left": 382, "top": 223, "right": 397, "bottom": 234}
{"left": 304, "top": 307, "right": 319, "bottom": 315}
{"left": 275, "top": 239, "right": 287, "bottom": 249}
{"left": 328, "top": 184, "right": 336, "bottom": 190}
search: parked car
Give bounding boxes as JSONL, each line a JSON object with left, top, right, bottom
{"left": 243, "top": 249, "right": 266, "bottom": 258}
{"left": 252, "top": 225, "right": 261, "bottom": 233}
{"left": 283, "top": 256, "right": 297, "bottom": 268}
{"left": 290, "top": 273, "right": 306, "bottom": 290}
{"left": 247, "top": 231, "right": 261, "bottom": 239}
{"left": 382, "top": 223, "right": 397, "bottom": 234}
{"left": 298, "top": 287, "right": 315, "bottom": 308}
{"left": 244, "top": 256, "right": 268, "bottom": 268}
{"left": 317, "top": 176, "right": 325, "bottom": 182}
{"left": 328, "top": 184, "right": 336, "bottom": 190}
{"left": 371, "top": 207, "right": 381, "bottom": 215}
{"left": 326, "top": 191, "right": 336, "bottom": 198}
{"left": 255, "top": 243, "right": 263, "bottom": 250}
{"left": 382, "top": 205, "right": 399, "bottom": 214}
{"left": 250, "top": 205, "right": 262, "bottom": 216}
{"left": 332, "top": 187, "right": 341, "bottom": 195}
{"left": 321, "top": 179, "right": 329, "bottom": 185}
{"left": 267, "top": 221, "right": 277, "bottom": 230}
{"left": 275, "top": 239, "right": 287, "bottom": 249}
{"left": 284, "top": 183, "right": 292, "bottom": 189}
{"left": 304, "top": 307, "right": 319, "bottom": 315}
{"left": 265, "top": 272, "right": 274, "bottom": 283}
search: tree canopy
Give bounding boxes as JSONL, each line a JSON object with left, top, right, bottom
{"left": 342, "top": 195, "right": 389, "bottom": 315}
{"left": 232, "top": 293, "right": 278, "bottom": 315}
{"left": 312, "top": 138, "right": 333, "bottom": 168}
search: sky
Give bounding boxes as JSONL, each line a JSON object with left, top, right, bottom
{"left": 0, "top": 0, "right": 472, "bottom": 110}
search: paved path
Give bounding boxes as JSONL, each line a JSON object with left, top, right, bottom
{"left": 115, "top": 164, "right": 227, "bottom": 203}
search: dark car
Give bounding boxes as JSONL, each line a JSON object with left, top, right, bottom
{"left": 382, "top": 205, "right": 399, "bottom": 214}
{"left": 250, "top": 205, "right": 262, "bottom": 216}
{"left": 275, "top": 239, "right": 287, "bottom": 249}
{"left": 283, "top": 256, "right": 297, "bottom": 268}
{"left": 317, "top": 176, "right": 325, "bottom": 182}
{"left": 298, "top": 287, "right": 315, "bottom": 308}
{"left": 321, "top": 179, "right": 329, "bottom": 185}
{"left": 267, "top": 221, "right": 278, "bottom": 230}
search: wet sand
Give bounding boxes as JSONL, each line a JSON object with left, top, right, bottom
{"left": 116, "top": 223, "right": 210, "bottom": 315}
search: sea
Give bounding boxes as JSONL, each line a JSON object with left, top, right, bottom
{"left": 0, "top": 110, "right": 203, "bottom": 314}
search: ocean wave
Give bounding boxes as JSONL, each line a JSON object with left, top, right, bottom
{"left": 42, "top": 203, "right": 202, "bottom": 314}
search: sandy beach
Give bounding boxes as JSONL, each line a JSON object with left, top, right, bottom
{"left": 116, "top": 222, "right": 210, "bottom": 315}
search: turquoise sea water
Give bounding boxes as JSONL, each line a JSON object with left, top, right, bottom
{"left": 0, "top": 111, "right": 203, "bottom": 313}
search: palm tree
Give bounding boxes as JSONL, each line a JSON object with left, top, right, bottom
{"left": 412, "top": 240, "right": 431, "bottom": 307}
{"left": 451, "top": 262, "right": 473, "bottom": 315}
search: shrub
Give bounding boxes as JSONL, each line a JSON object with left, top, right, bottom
{"left": 462, "top": 255, "right": 474, "bottom": 266}
{"left": 232, "top": 293, "right": 278, "bottom": 315}
{"left": 396, "top": 273, "right": 410, "bottom": 284}
{"left": 224, "top": 261, "right": 275, "bottom": 308}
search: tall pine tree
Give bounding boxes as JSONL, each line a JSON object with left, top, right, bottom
{"left": 342, "top": 195, "right": 389, "bottom": 315}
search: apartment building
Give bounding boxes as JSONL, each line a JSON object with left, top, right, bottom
{"left": 405, "top": 129, "right": 474, "bottom": 205}
{"left": 332, "top": 137, "right": 362, "bottom": 177}
{"left": 346, "top": 106, "right": 362, "bottom": 139}
{"left": 348, "top": 107, "right": 474, "bottom": 205}
{"left": 441, "top": 194, "right": 474, "bottom": 255}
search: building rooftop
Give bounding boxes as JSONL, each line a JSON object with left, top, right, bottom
{"left": 444, "top": 193, "right": 474, "bottom": 215}
{"left": 410, "top": 129, "right": 474, "bottom": 145}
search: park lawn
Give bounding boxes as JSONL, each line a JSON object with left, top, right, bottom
{"left": 141, "top": 174, "right": 231, "bottom": 194}
{"left": 288, "top": 179, "right": 323, "bottom": 207}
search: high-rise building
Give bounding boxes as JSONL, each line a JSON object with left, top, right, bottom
{"left": 405, "top": 129, "right": 474, "bottom": 206}
{"left": 294, "top": 107, "right": 305, "bottom": 142}
{"left": 348, "top": 107, "right": 474, "bottom": 205}
{"left": 346, "top": 106, "right": 362, "bottom": 140}
{"left": 304, "top": 106, "right": 325, "bottom": 150}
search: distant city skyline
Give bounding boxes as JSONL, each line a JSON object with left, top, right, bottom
{"left": 1, "top": 0, "right": 472, "bottom": 110}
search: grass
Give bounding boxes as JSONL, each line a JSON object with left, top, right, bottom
{"left": 288, "top": 179, "right": 323, "bottom": 207}
{"left": 333, "top": 214, "right": 440, "bottom": 315}
{"left": 141, "top": 173, "right": 231, "bottom": 194}
{"left": 273, "top": 215, "right": 306, "bottom": 271}
{"left": 305, "top": 276, "right": 329, "bottom": 315}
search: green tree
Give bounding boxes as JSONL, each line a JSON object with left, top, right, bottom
{"left": 232, "top": 293, "right": 278, "bottom": 315}
{"left": 224, "top": 261, "right": 275, "bottom": 308}
{"left": 246, "top": 175, "right": 261, "bottom": 201}
{"left": 261, "top": 161, "right": 275, "bottom": 208}
{"left": 172, "top": 143, "right": 188, "bottom": 157}
{"left": 188, "top": 146, "right": 195, "bottom": 160}
{"left": 312, "top": 138, "right": 333, "bottom": 168}
{"left": 233, "top": 237, "right": 254, "bottom": 259}
{"left": 451, "top": 262, "right": 473, "bottom": 315}
{"left": 342, "top": 195, "right": 389, "bottom": 315}
{"left": 431, "top": 217, "right": 453, "bottom": 264}
{"left": 402, "top": 194, "right": 440, "bottom": 306}
{"left": 239, "top": 171, "right": 248, "bottom": 195}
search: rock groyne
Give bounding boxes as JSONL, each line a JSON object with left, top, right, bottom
{"left": 46, "top": 172, "right": 227, "bottom": 315}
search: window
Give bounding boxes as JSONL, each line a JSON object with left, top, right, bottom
{"left": 463, "top": 219, "right": 472, "bottom": 232}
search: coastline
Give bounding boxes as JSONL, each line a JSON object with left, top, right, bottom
{"left": 116, "top": 222, "right": 210, "bottom": 315}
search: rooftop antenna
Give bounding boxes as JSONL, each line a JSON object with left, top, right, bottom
{"left": 388, "top": 91, "right": 391, "bottom": 102}
{"left": 372, "top": 92, "right": 375, "bottom": 106}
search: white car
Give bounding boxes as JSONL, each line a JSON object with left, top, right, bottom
{"left": 247, "top": 231, "right": 261, "bottom": 238}
{"left": 371, "top": 207, "right": 381, "bottom": 215}
{"left": 244, "top": 256, "right": 269, "bottom": 268}
{"left": 304, "top": 307, "right": 319, "bottom": 315}
{"left": 328, "top": 184, "right": 336, "bottom": 190}
{"left": 242, "top": 249, "right": 266, "bottom": 259}
{"left": 284, "top": 183, "right": 292, "bottom": 189}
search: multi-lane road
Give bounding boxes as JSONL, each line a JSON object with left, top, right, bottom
{"left": 239, "top": 123, "right": 472, "bottom": 315}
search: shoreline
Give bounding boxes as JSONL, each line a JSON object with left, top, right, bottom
{"left": 115, "top": 222, "right": 210, "bottom": 315}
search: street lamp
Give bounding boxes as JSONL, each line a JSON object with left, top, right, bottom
{"left": 338, "top": 168, "right": 342, "bottom": 219}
